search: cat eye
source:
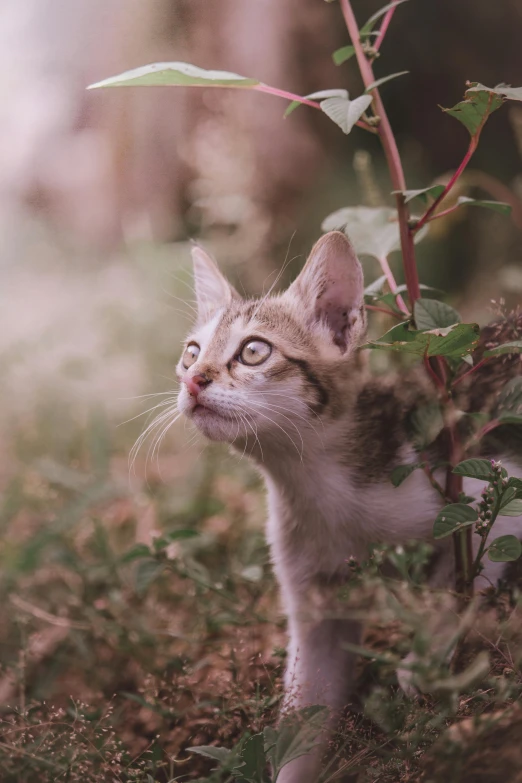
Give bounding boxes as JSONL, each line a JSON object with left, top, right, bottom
{"left": 239, "top": 340, "right": 272, "bottom": 366}
{"left": 182, "top": 342, "right": 200, "bottom": 369}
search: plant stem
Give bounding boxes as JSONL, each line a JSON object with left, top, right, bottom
{"left": 374, "top": 6, "right": 397, "bottom": 51}
{"left": 339, "top": 0, "right": 421, "bottom": 305}
{"left": 378, "top": 255, "right": 409, "bottom": 314}
{"left": 366, "top": 304, "right": 403, "bottom": 319}
{"left": 451, "top": 357, "right": 489, "bottom": 388}
{"left": 255, "top": 84, "right": 373, "bottom": 131}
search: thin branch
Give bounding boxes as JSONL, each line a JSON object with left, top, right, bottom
{"left": 339, "top": 0, "right": 421, "bottom": 304}
{"left": 378, "top": 254, "right": 409, "bottom": 314}
{"left": 425, "top": 202, "right": 463, "bottom": 224}
{"left": 255, "top": 84, "right": 373, "bottom": 131}
{"left": 366, "top": 304, "right": 403, "bottom": 319}
{"left": 374, "top": 6, "right": 397, "bottom": 51}
{"left": 451, "top": 357, "right": 489, "bottom": 388}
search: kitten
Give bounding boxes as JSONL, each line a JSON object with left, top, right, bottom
{"left": 176, "top": 231, "right": 521, "bottom": 783}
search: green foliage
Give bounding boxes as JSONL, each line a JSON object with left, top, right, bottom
{"left": 453, "top": 459, "right": 495, "bottom": 481}
{"left": 487, "top": 535, "right": 522, "bottom": 562}
{"left": 413, "top": 298, "right": 461, "bottom": 330}
{"left": 456, "top": 196, "right": 512, "bottom": 214}
{"left": 284, "top": 89, "right": 348, "bottom": 117}
{"left": 390, "top": 463, "right": 425, "bottom": 487}
{"left": 320, "top": 93, "right": 373, "bottom": 134}
{"left": 88, "top": 62, "right": 260, "bottom": 89}
{"left": 397, "top": 184, "right": 446, "bottom": 204}
{"left": 365, "top": 71, "right": 410, "bottom": 92}
{"left": 494, "top": 377, "right": 522, "bottom": 425}
{"left": 367, "top": 320, "right": 479, "bottom": 358}
{"left": 433, "top": 504, "right": 478, "bottom": 539}
{"left": 483, "top": 340, "right": 522, "bottom": 357}
{"left": 442, "top": 84, "right": 504, "bottom": 136}
{"left": 359, "top": 0, "right": 409, "bottom": 38}
{"left": 332, "top": 45, "right": 355, "bottom": 66}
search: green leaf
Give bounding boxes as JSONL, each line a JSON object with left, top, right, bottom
{"left": 433, "top": 503, "right": 478, "bottom": 539}
{"left": 264, "top": 706, "right": 328, "bottom": 779}
{"left": 88, "top": 62, "right": 260, "bottom": 90}
{"left": 395, "top": 185, "right": 446, "bottom": 204}
{"left": 332, "top": 46, "right": 356, "bottom": 66}
{"left": 488, "top": 535, "right": 522, "bottom": 562}
{"left": 494, "top": 377, "right": 522, "bottom": 424}
{"left": 499, "top": 499, "right": 522, "bottom": 517}
{"left": 365, "top": 71, "right": 409, "bottom": 93}
{"left": 233, "top": 734, "right": 267, "bottom": 783}
{"left": 284, "top": 89, "right": 348, "bottom": 118}
{"left": 188, "top": 745, "right": 232, "bottom": 764}
{"left": 457, "top": 196, "right": 512, "bottom": 215}
{"left": 322, "top": 206, "right": 428, "bottom": 260}
{"left": 360, "top": 0, "right": 409, "bottom": 36}
{"left": 506, "top": 477, "right": 522, "bottom": 491}
{"left": 165, "top": 529, "right": 199, "bottom": 540}
{"left": 320, "top": 94, "right": 373, "bottom": 134}
{"left": 367, "top": 321, "right": 480, "bottom": 358}
{"left": 410, "top": 404, "right": 444, "bottom": 450}
{"left": 120, "top": 543, "right": 151, "bottom": 563}
{"left": 452, "top": 459, "right": 495, "bottom": 482}
{"left": 499, "top": 487, "right": 518, "bottom": 512}
{"left": 483, "top": 340, "right": 522, "bottom": 358}
{"left": 414, "top": 298, "right": 461, "bottom": 331}
{"left": 390, "top": 463, "right": 425, "bottom": 487}
{"left": 442, "top": 84, "right": 504, "bottom": 137}
{"left": 135, "top": 558, "right": 165, "bottom": 596}
{"left": 467, "top": 82, "right": 522, "bottom": 102}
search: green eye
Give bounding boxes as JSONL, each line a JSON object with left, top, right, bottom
{"left": 239, "top": 340, "right": 271, "bottom": 366}
{"left": 182, "top": 342, "right": 200, "bottom": 369}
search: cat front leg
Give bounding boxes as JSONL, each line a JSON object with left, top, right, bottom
{"left": 277, "top": 614, "right": 361, "bottom": 783}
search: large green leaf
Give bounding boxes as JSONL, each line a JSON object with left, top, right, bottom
{"left": 494, "top": 377, "right": 522, "bottom": 425}
{"left": 499, "top": 499, "right": 522, "bottom": 517}
{"left": 88, "top": 62, "right": 260, "bottom": 90}
{"left": 188, "top": 745, "right": 232, "bottom": 763}
{"left": 320, "top": 94, "right": 373, "bottom": 134}
{"left": 442, "top": 84, "right": 504, "bottom": 136}
{"left": 395, "top": 185, "right": 446, "bottom": 204}
{"left": 414, "top": 298, "right": 461, "bottom": 330}
{"left": 332, "top": 45, "right": 356, "bottom": 66}
{"left": 467, "top": 83, "right": 522, "bottom": 102}
{"left": 488, "top": 535, "right": 522, "bottom": 562}
{"left": 233, "top": 734, "right": 268, "bottom": 783}
{"left": 484, "top": 340, "right": 522, "bottom": 358}
{"left": 264, "top": 706, "right": 327, "bottom": 780}
{"left": 365, "top": 71, "right": 409, "bottom": 93}
{"left": 367, "top": 321, "right": 479, "bottom": 358}
{"left": 433, "top": 504, "right": 478, "bottom": 539}
{"left": 284, "top": 89, "right": 348, "bottom": 118}
{"left": 457, "top": 196, "right": 512, "bottom": 215}
{"left": 452, "top": 459, "right": 495, "bottom": 482}
{"left": 322, "top": 206, "right": 428, "bottom": 260}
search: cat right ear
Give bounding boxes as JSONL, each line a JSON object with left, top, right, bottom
{"left": 191, "top": 244, "right": 239, "bottom": 321}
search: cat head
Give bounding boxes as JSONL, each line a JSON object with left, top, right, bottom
{"left": 176, "top": 231, "right": 366, "bottom": 451}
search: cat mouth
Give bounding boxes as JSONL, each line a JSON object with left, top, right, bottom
{"left": 191, "top": 402, "right": 232, "bottom": 421}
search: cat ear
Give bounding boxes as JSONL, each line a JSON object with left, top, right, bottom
{"left": 288, "top": 231, "right": 365, "bottom": 353}
{"left": 191, "top": 244, "right": 239, "bottom": 320}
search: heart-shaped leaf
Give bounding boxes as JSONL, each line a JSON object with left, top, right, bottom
{"left": 483, "top": 340, "right": 522, "bottom": 358}
{"left": 322, "top": 206, "right": 428, "bottom": 260}
{"left": 320, "top": 94, "right": 373, "bottom": 134}
{"left": 457, "top": 196, "right": 512, "bottom": 215}
{"left": 414, "top": 298, "right": 461, "bottom": 331}
{"left": 284, "top": 89, "right": 348, "bottom": 118}
{"left": 365, "top": 71, "right": 409, "bottom": 93}
{"left": 88, "top": 61, "right": 260, "bottom": 90}
{"left": 433, "top": 504, "right": 478, "bottom": 539}
{"left": 332, "top": 46, "right": 356, "bottom": 66}
{"left": 488, "top": 535, "right": 522, "bottom": 562}
{"left": 442, "top": 84, "right": 504, "bottom": 137}
{"left": 452, "top": 459, "right": 495, "bottom": 482}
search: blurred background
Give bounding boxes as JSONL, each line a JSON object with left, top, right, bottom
{"left": 1, "top": 0, "right": 522, "bottom": 779}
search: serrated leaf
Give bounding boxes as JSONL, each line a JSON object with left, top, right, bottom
{"left": 494, "top": 377, "right": 522, "bottom": 424}
{"left": 488, "top": 535, "right": 522, "bottom": 562}
{"left": 360, "top": 0, "right": 409, "bottom": 36}
{"left": 433, "top": 504, "right": 478, "bottom": 539}
{"left": 367, "top": 321, "right": 479, "bottom": 358}
{"left": 414, "top": 298, "right": 461, "bottom": 331}
{"left": 264, "top": 706, "right": 328, "bottom": 778}
{"left": 442, "top": 84, "right": 504, "bottom": 137}
{"left": 188, "top": 745, "right": 232, "bottom": 763}
{"left": 88, "top": 62, "right": 260, "bottom": 90}
{"left": 232, "top": 734, "right": 267, "bottom": 783}
{"left": 483, "top": 340, "right": 522, "bottom": 357}
{"left": 390, "top": 463, "right": 425, "bottom": 487}
{"left": 457, "top": 196, "right": 512, "bottom": 215}
{"left": 452, "top": 459, "right": 495, "bottom": 481}
{"left": 467, "top": 82, "right": 522, "bottom": 102}
{"left": 394, "top": 185, "right": 446, "bottom": 204}
{"left": 322, "top": 206, "right": 428, "bottom": 260}
{"left": 320, "top": 94, "right": 373, "bottom": 134}
{"left": 365, "top": 71, "right": 409, "bottom": 93}
{"left": 499, "top": 499, "right": 522, "bottom": 517}
{"left": 332, "top": 45, "right": 356, "bottom": 66}
{"left": 284, "top": 89, "right": 348, "bottom": 117}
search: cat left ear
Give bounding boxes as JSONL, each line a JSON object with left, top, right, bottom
{"left": 191, "top": 244, "right": 239, "bottom": 321}
{"left": 288, "top": 231, "right": 365, "bottom": 353}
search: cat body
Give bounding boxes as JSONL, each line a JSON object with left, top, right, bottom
{"left": 176, "top": 232, "right": 521, "bottom": 783}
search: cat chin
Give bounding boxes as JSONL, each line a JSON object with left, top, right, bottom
{"left": 190, "top": 407, "right": 237, "bottom": 442}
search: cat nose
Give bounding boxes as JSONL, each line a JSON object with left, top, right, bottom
{"left": 182, "top": 373, "right": 212, "bottom": 398}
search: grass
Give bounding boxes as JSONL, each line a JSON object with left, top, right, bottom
{"left": 1, "top": 224, "right": 522, "bottom": 782}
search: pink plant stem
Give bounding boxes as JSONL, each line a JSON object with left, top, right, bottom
{"left": 425, "top": 203, "right": 463, "bottom": 223}
{"left": 366, "top": 304, "right": 403, "bottom": 319}
{"left": 339, "top": 0, "right": 421, "bottom": 305}
{"left": 255, "top": 84, "right": 373, "bottom": 131}
{"left": 378, "top": 255, "right": 409, "bottom": 314}
{"left": 414, "top": 137, "right": 478, "bottom": 233}
{"left": 375, "top": 6, "right": 397, "bottom": 51}
{"left": 451, "top": 357, "right": 489, "bottom": 388}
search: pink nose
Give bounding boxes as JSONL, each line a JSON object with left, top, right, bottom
{"left": 182, "top": 373, "right": 210, "bottom": 398}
